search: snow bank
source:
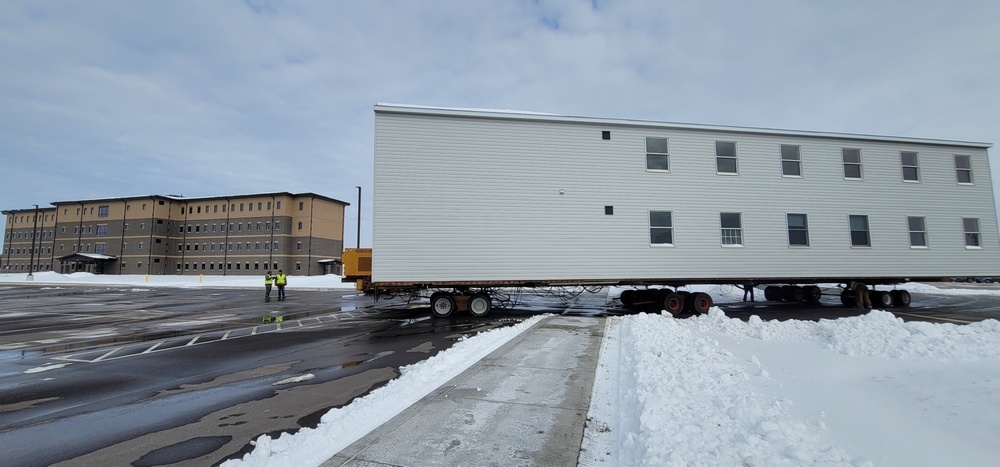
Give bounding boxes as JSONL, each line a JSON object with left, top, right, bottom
{"left": 224, "top": 314, "right": 549, "bottom": 466}
{"left": 582, "top": 309, "right": 1000, "bottom": 466}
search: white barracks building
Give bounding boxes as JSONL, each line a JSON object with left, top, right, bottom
{"left": 372, "top": 104, "right": 999, "bottom": 285}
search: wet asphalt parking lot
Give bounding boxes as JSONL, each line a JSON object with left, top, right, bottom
{"left": 0, "top": 283, "right": 998, "bottom": 466}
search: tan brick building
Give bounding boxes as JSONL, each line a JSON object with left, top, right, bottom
{"left": 2, "top": 192, "right": 349, "bottom": 276}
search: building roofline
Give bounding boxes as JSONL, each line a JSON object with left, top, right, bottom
{"left": 47, "top": 192, "right": 350, "bottom": 207}
{"left": 374, "top": 103, "right": 993, "bottom": 149}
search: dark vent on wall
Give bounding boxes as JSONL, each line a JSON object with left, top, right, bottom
{"left": 605, "top": 206, "right": 614, "bottom": 215}
{"left": 602, "top": 130, "right": 611, "bottom": 140}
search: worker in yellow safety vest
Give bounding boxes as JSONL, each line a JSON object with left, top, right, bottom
{"left": 275, "top": 270, "right": 288, "bottom": 301}
{"left": 264, "top": 271, "right": 275, "bottom": 302}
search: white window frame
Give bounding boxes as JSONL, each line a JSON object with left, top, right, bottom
{"left": 645, "top": 137, "right": 670, "bottom": 172}
{"left": 963, "top": 217, "right": 981, "bottom": 248}
{"left": 715, "top": 141, "right": 739, "bottom": 175}
{"left": 786, "top": 213, "right": 810, "bottom": 247}
{"left": 955, "top": 155, "right": 973, "bottom": 184}
{"left": 849, "top": 215, "right": 871, "bottom": 247}
{"left": 720, "top": 212, "right": 744, "bottom": 246}
{"left": 901, "top": 151, "right": 920, "bottom": 182}
{"left": 843, "top": 148, "right": 863, "bottom": 179}
{"left": 907, "top": 216, "right": 928, "bottom": 248}
{"left": 649, "top": 210, "right": 674, "bottom": 246}
{"left": 780, "top": 145, "right": 802, "bottom": 177}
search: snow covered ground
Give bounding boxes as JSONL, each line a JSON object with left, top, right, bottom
{"left": 4, "top": 273, "right": 1000, "bottom": 466}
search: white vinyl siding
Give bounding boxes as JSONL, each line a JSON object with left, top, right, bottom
{"left": 373, "top": 106, "right": 1000, "bottom": 282}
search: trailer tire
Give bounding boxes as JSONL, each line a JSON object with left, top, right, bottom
{"left": 872, "top": 290, "right": 894, "bottom": 308}
{"left": 840, "top": 289, "right": 856, "bottom": 307}
{"left": 688, "top": 292, "right": 713, "bottom": 314}
{"left": 803, "top": 285, "right": 822, "bottom": 303}
{"left": 763, "top": 286, "right": 781, "bottom": 302}
{"left": 662, "top": 293, "right": 685, "bottom": 314}
{"left": 430, "top": 292, "right": 456, "bottom": 318}
{"left": 620, "top": 289, "right": 637, "bottom": 308}
{"left": 468, "top": 292, "right": 492, "bottom": 317}
{"left": 782, "top": 285, "right": 804, "bottom": 302}
{"left": 891, "top": 290, "right": 911, "bottom": 307}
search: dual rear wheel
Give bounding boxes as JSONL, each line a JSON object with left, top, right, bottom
{"left": 620, "top": 289, "right": 713, "bottom": 314}
{"left": 429, "top": 291, "right": 493, "bottom": 318}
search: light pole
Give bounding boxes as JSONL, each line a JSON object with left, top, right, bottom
{"left": 27, "top": 204, "right": 39, "bottom": 280}
{"left": 356, "top": 186, "right": 361, "bottom": 248}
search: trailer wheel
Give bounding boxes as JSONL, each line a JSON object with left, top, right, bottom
{"left": 763, "top": 286, "right": 781, "bottom": 302}
{"left": 662, "top": 293, "right": 685, "bottom": 314}
{"left": 782, "top": 285, "right": 804, "bottom": 302}
{"left": 468, "top": 292, "right": 492, "bottom": 317}
{"left": 803, "top": 285, "right": 822, "bottom": 303}
{"left": 872, "top": 290, "right": 894, "bottom": 308}
{"left": 891, "top": 290, "right": 911, "bottom": 307}
{"left": 430, "top": 292, "right": 456, "bottom": 318}
{"left": 688, "top": 292, "right": 713, "bottom": 314}
{"left": 840, "top": 289, "right": 856, "bottom": 307}
{"left": 620, "top": 289, "right": 636, "bottom": 308}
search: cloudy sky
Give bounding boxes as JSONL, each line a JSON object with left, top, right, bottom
{"left": 2, "top": 0, "right": 999, "bottom": 246}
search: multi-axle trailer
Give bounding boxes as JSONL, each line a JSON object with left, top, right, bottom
{"left": 346, "top": 104, "right": 998, "bottom": 317}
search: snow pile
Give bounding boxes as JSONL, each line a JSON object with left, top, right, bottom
{"left": 582, "top": 309, "right": 1000, "bottom": 466}
{"left": 224, "top": 314, "right": 549, "bottom": 466}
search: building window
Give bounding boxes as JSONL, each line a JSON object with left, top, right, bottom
{"left": 96, "top": 225, "right": 108, "bottom": 236}
{"left": 267, "top": 201, "right": 272, "bottom": 210}
{"left": 296, "top": 262, "right": 301, "bottom": 271}
{"left": 780, "top": 145, "right": 801, "bottom": 177}
{"left": 299, "top": 201, "right": 305, "bottom": 210}
{"left": 955, "top": 155, "right": 973, "bottom": 184}
{"left": 964, "top": 218, "right": 981, "bottom": 247}
{"left": 248, "top": 203, "right": 253, "bottom": 212}
{"left": 240, "top": 203, "right": 244, "bottom": 211}
{"left": 275, "top": 222, "right": 281, "bottom": 231}
{"left": 901, "top": 152, "right": 919, "bottom": 181}
{"left": 649, "top": 211, "right": 673, "bottom": 245}
{"left": 258, "top": 202, "right": 263, "bottom": 210}
{"left": 298, "top": 221, "right": 303, "bottom": 230}
{"left": 95, "top": 243, "right": 106, "bottom": 254}
{"left": 843, "top": 148, "right": 863, "bottom": 179}
{"left": 276, "top": 201, "right": 281, "bottom": 209}
{"left": 849, "top": 215, "right": 871, "bottom": 247}
{"left": 296, "top": 241, "right": 302, "bottom": 250}
{"left": 98, "top": 205, "right": 109, "bottom": 218}
{"left": 720, "top": 212, "right": 743, "bottom": 246}
{"left": 716, "top": 141, "right": 738, "bottom": 174}
{"left": 908, "top": 216, "right": 927, "bottom": 247}
{"left": 787, "top": 213, "right": 809, "bottom": 246}
{"left": 645, "top": 137, "right": 669, "bottom": 171}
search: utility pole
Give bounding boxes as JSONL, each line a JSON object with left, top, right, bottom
{"left": 27, "top": 204, "right": 39, "bottom": 280}
{"left": 356, "top": 186, "right": 361, "bottom": 248}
